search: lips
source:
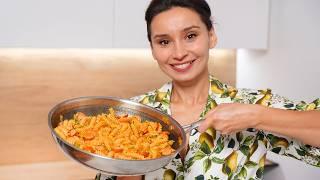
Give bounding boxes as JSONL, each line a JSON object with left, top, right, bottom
{"left": 170, "top": 60, "right": 196, "bottom": 72}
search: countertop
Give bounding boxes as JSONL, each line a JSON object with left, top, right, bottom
{"left": 0, "top": 159, "right": 278, "bottom": 180}
{"left": 0, "top": 161, "right": 96, "bottom": 180}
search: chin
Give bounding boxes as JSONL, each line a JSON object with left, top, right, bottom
{"left": 167, "top": 71, "right": 203, "bottom": 84}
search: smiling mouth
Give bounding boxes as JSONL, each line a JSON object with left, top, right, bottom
{"left": 170, "top": 60, "right": 196, "bottom": 72}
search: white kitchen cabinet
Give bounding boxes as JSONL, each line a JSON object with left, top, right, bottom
{"left": 0, "top": 0, "right": 114, "bottom": 48}
{"left": 0, "top": 0, "right": 269, "bottom": 49}
{"left": 113, "top": 0, "right": 150, "bottom": 48}
{"left": 208, "top": 0, "right": 269, "bottom": 49}
{"left": 114, "top": 0, "right": 269, "bottom": 49}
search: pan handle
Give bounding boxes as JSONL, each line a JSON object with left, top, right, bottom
{"left": 182, "top": 118, "right": 205, "bottom": 133}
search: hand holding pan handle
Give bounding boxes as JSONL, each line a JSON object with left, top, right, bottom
{"left": 182, "top": 118, "right": 205, "bottom": 133}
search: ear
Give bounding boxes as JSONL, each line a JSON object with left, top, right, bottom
{"left": 208, "top": 28, "right": 217, "bottom": 49}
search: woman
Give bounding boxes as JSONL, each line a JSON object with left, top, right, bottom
{"left": 99, "top": 0, "right": 320, "bottom": 179}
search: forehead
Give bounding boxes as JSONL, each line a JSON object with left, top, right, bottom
{"left": 150, "top": 7, "right": 205, "bottom": 35}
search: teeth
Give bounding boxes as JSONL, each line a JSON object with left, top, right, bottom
{"left": 173, "top": 61, "right": 193, "bottom": 69}
{"left": 175, "top": 63, "right": 189, "bottom": 69}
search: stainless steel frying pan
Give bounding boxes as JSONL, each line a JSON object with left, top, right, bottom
{"left": 48, "top": 96, "right": 195, "bottom": 176}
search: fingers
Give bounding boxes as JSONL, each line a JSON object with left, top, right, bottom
{"left": 198, "top": 104, "right": 236, "bottom": 134}
{"left": 198, "top": 117, "right": 211, "bottom": 133}
{"left": 198, "top": 108, "right": 217, "bottom": 133}
{"left": 221, "top": 127, "right": 233, "bottom": 135}
{"left": 198, "top": 119, "right": 233, "bottom": 135}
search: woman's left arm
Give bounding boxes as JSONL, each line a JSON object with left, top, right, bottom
{"left": 199, "top": 89, "right": 320, "bottom": 167}
{"left": 255, "top": 105, "right": 320, "bottom": 147}
{"left": 198, "top": 99, "right": 320, "bottom": 147}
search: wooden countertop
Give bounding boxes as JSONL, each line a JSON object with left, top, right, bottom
{"left": 0, "top": 160, "right": 96, "bottom": 180}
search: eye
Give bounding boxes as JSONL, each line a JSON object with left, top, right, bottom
{"left": 186, "top": 33, "right": 197, "bottom": 40}
{"left": 158, "top": 39, "right": 170, "bottom": 46}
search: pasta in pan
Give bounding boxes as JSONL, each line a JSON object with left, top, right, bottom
{"left": 54, "top": 108, "right": 175, "bottom": 160}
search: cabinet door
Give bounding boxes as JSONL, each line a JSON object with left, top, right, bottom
{"left": 208, "top": 0, "right": 269, "bottom": 49}
{"left": 113, "top": 0, "right": 150, "bottom": 48}
{"left": 0, "top": 0, "right": 114, "bottom": 48}
{"left": 114, "top": 0, "right": 269, "bottom": 49}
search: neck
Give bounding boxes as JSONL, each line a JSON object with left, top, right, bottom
{"left": 171, "top": 70, "right": 210, "bottom": 105}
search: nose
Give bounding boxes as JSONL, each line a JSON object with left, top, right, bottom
{"left": 173, "top": 42, "right": 187, "bottom": 61}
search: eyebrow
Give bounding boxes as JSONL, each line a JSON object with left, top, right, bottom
{"left": 152, "top": 25, "right": 200, "bottom": 39}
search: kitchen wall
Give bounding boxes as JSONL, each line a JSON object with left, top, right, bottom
{"left": 237, "top": 0, "right": 320, "bottom": 179}
{"left": 0, "top": 0, "right": 269, "bottom": 49}
{"left": 0, "top": 49, "right": 236, "bottom": 179}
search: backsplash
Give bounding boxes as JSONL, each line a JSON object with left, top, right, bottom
{"left": 0, "top": 48, "right": 236, "bottom": 165}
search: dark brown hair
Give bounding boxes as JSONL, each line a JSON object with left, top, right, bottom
{"left": 145, "top": 0, "right": 213, "bottom": 42}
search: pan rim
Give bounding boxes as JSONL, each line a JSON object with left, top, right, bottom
{"left": 48, "top": 96, "right": 187, "bottom": 163}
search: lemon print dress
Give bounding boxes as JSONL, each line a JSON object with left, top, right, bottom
{"left": 99, "top": 75, "right": 320, "bottom": 180}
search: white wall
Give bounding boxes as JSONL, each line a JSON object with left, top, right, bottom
{"left": 237, "top": 0, "right": 320, "bottom": 179}
{"left": 210, "top": 0, "right": 269, "bottom": 49}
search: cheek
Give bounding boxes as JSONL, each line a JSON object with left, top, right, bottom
{"left": 191, "top": 44, "right": 209, "bottom": 61}
{"left": 189, "top": 37, "right": 211, "bottom": 58}
{"left": 152, "top": 47, "right": 171, "bottom": 64}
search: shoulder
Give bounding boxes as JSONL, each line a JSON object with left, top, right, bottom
{"left": 129, "top": 82, "right": 172, "bottom": 108}
{"left": 209, "top": 76, "right": 295, "bottom": 108}
{"left": 234, "top": 88, "right": 320, "bottom": 111}
{"left": 234, "top": 88, "right": 294, "bottom": 108}
{"left": 129, "top": 90, "right": 156, "bottom": 104}
{"left": 209, "top": 76, "right": 267, "bottom": 104}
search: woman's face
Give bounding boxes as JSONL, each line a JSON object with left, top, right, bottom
{"left": 150, "top": 7, "right": 217, "bottom": 83}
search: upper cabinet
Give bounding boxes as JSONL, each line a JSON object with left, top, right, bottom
{"left": 208, "top": 0, "right": 269, "bottom": 49}
{"left": 0, "top": 0, "right": 269, "bottom": 49}
{"left": 113, "top": 0, "right": 269, "bottom": 49}
{"left": 0, "top": 0, "right": 114, "bottom": 48}
{"left": 113, "top": 1, "right": 150, "bottom": 48}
